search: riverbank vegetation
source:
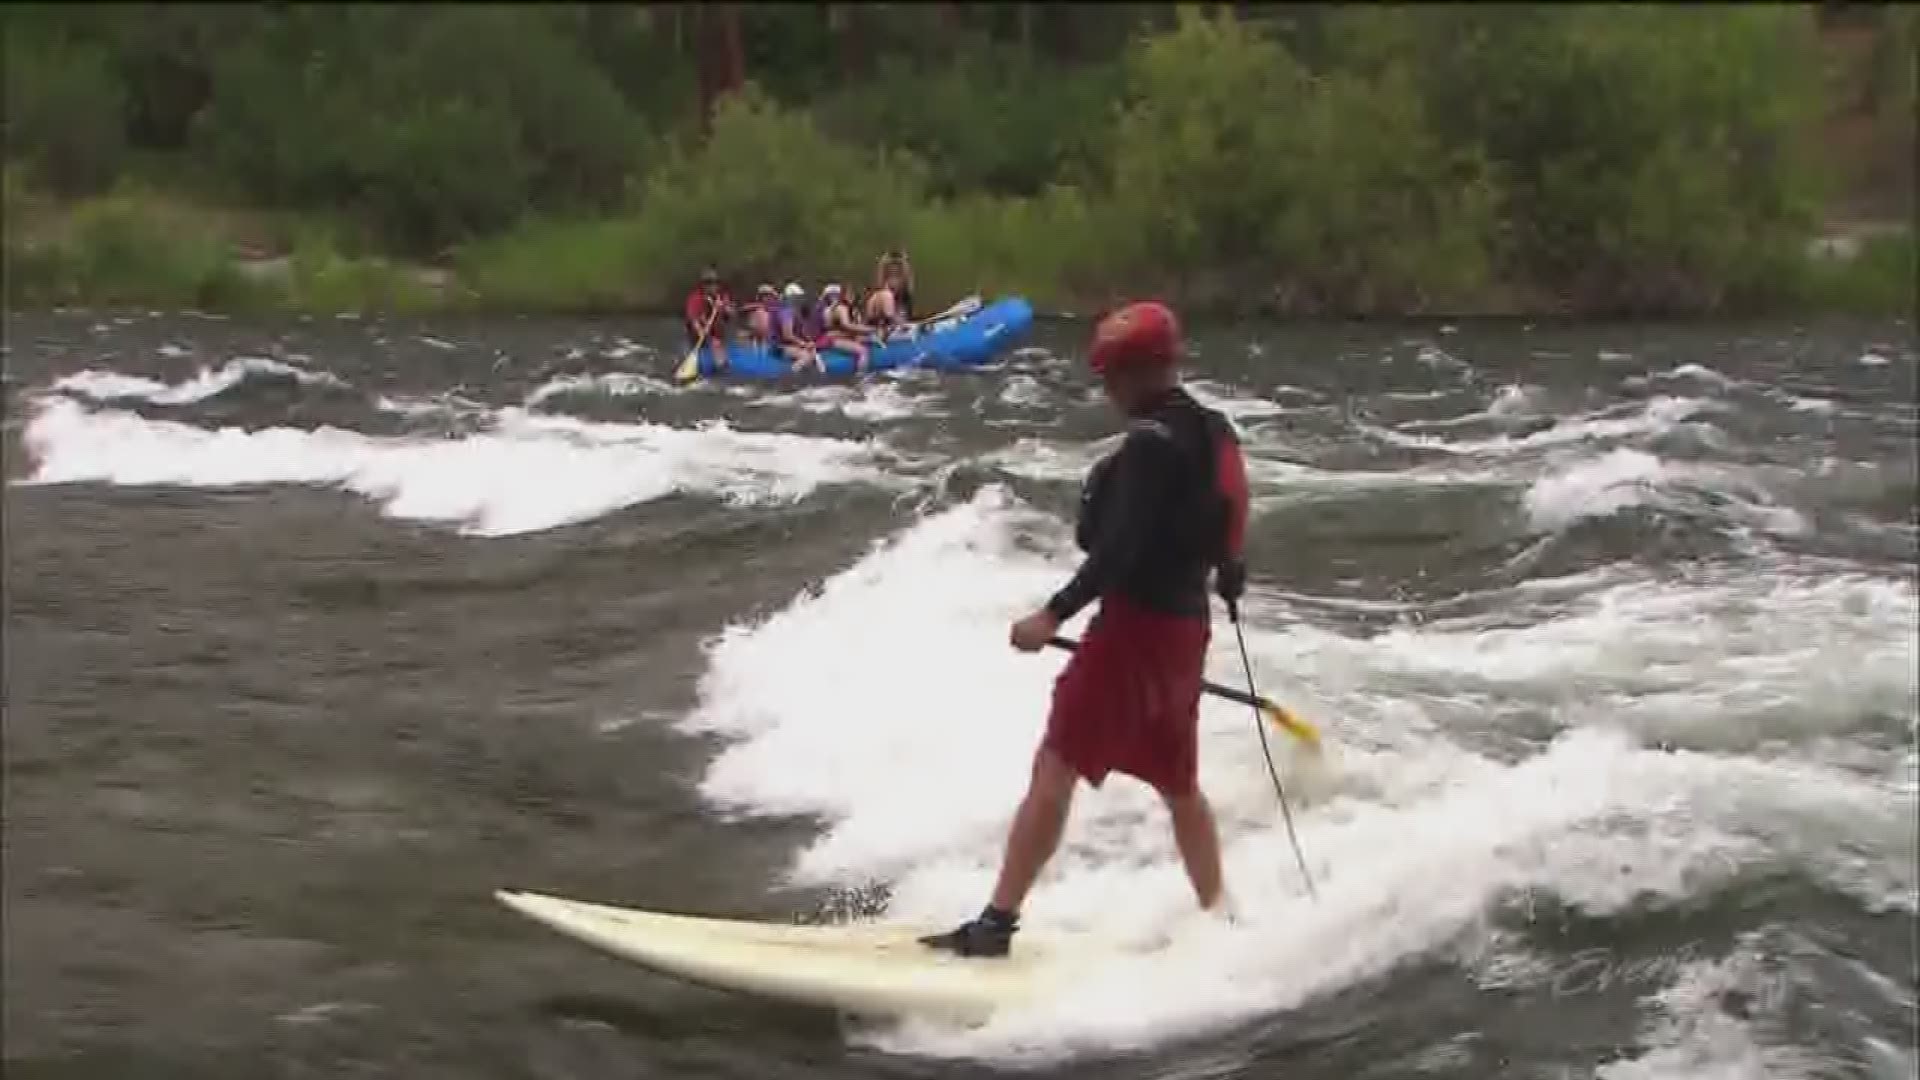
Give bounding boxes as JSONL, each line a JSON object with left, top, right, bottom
{"left": 4, "top": 4, "right": 1912, "bottom": 318}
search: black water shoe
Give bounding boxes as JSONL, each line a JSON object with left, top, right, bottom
{"left": 918, "top": 906, "right": 1018, "bottom": 958}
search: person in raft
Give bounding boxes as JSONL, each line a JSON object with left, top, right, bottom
{"left": 919, "top": 299, "right": 1252, "bottom": 959}
{"left": 777, "top": 282, "right": 823, "bottom": 373}
{"left": 683, "top": 266, "right": 734, "bottom": 372}
{"left": 863, "top": 254, "right": 913, "bottom": 336}
{"left": 815, "top": 282, "right": 876, "bottom": 373}
{"left": 744, "top": 283, "right": 780, "bottom": 346}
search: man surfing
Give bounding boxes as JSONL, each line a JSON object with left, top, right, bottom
{"left": 920, "top": 300, "right": 1251, "bottom": 959}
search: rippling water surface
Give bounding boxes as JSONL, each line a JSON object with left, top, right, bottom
{"left": 5, "top": 309, "right": 1915, "bottom": 1079}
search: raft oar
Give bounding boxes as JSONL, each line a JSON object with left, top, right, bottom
{"left": 673, "top": 303, "right": 721, "bottom": 384}
{"left": 1045, "top": 635, "right": 1322, "bottom": 752}
{"left": 887, "top": 295, "right": 982, "bottom": 341}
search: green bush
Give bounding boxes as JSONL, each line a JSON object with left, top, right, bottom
{"left": 1792, "top": 231, "right": 1917, "bottom": 316}
{"left": 190, "top": 5, "right": 642, "bottom": 255}
{"left": 814, "top": 51, "right": 1118, "bottom": 198}
{"left": 0, "top": 187, "right": 275, "bottom": 310}
{"left": 456, "top": 217, "right": 651, "bottom": 312}
{"left": 627, "top": 85, "right": 927, "bottom": 300}
{"left": 2, "top": 34, "right": 127, "bottom": 193}
{"left": 1328, "top": 5, "right": 1823, "bottom": 313}
{"left": 0, "top": 4, "right": 1901, "bottom": 318}
{"left": 283, "top": 236, "right": 438, "bottom": 314}
{"left": 904, "top": 185, "right": 1107, "bottom": 311}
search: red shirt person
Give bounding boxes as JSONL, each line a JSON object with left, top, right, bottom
{"left": 683, "top": 266, "right": 734, "bottom": 372}
{"left": 920, "top": 299, "right": 1251, "bottom": 958}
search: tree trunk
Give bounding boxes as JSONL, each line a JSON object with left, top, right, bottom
{"left": 693, "top": 3, "right": 746, "bottom": 130}
{"left": 829, "top": 3, "right": 855, "bottom": 79}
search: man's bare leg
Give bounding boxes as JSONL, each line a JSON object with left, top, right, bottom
{"left": 1166, "top": 790, "right": 1224, "bottom": 911}
{"left": 989, "top": 749, "right": 1078, "bottom": 912}
{"left": 920, "top": 749, "right": 1077, "bottom": 956}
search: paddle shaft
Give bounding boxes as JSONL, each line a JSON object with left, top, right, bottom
{"left": 676, "top": 301, "right": 723, "bottom": 381}
{"left": 1046, "top": 635, "right": 1267, "bottom": 711}
{"left": 910, "top": 295, "right": 976, "bottom": 326}
{"left": 1229, "top": 615, "right": 1318, "bottom": 900}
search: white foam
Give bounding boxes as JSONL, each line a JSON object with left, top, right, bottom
{"left": 19, "top": 397, "right": 904, "bottom": 536}
{"left": 1521, "top": 448, "right": 1808, "bottom": 537}
{"left": 374, "top": 391, "right": 489, "bottom": 419}
{"left": 995, "top": 374, "right": 1054, "bottom": 412}
{"left": 749, "top": 381, "right": 946, "bottom": 423}
{"left": 1596, "top": 940, "right": 1833, "bottom": 1080}
{"left": 1184, "top": 380, "right": 1285, "bottom": 424}
{"left": 985, "top": 436, "right": 1503, "bottom": 508}
{"left": 1368, "top": 397, "right": 1723, "bottom": 457}
{"left": 675, "top": 489, "right": 1916, "bottom": 1063}
{"left": 1487, "top": 383, "right": 1545, "bottom": 418}
{"left": 523, "top": 372, "right": 671, "bottom": 407}
{"left": 984, "top": 438, "right": 1113, "bottom": 484}
{"left": 50, "top": 357, "right": 346, "bottom": 406}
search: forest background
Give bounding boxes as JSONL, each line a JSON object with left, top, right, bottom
{"left": 4, "top": 3, "right": 1913, "bottom": 318}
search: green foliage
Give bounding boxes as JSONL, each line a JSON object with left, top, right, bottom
{"left": 1104, "top": 8, "right": 1499, "bottom": 313}
{"left": 3, "top": 31, "right": 127, "bottom": 193}
{"left": 814, "top": 51, "right": 1119, "bottom": 197}
{"left": 1792, "top": 230, "right": 1918, "bottom": 316}
{"left": 456, "top": 217, "right": 651, "bottom": 312}
{"left": 4, "top": 184, "right": 440, "bottom": 314}
{"left": 0, "top": 4, "right": 1903, "bottom": 317}
{"left": 1324, "top": 4, "right": 1824, "bottom": 312}
{"left": 1106, "top": 8, "right": 1309, "bottom": 277}
{"left": 184, "top": 6, "right": 644, "bottom": 256}
{"left": 14, "top": 187, "right": 254, "bottom": 309}
{"left": 627, "top": 86, "right": 927, "bottom": 292}
{"left": 904, "top": 185, "right": 1108, "bottom": 311}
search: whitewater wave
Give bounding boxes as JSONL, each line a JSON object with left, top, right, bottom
{"left": 50, "top": 356, "right": 347, "bottom": 406}
{"left": 1522, "top": 448, "right": 1809, "bottom": 538}
{"left": 19, "top": 397, "right": 907, "bottom": 537}
{"left": 675, "top": 487, "right": 1917, "bottom": 1064}
{"left": 1365, "top": 396, "right": 1725, "bottom": 457}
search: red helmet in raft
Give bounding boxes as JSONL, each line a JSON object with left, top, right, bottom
{"left": 1088, "top": 300, "right": 1182, "bottom": 374}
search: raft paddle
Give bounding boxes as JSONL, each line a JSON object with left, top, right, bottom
{"left": 885, "top": 295, "right": 982, "bottom": 342}
{"left": 1045, "top": 635, "right": 1322, "bottom": 751}
{"left": 673, "top": 304, "right": 721, "bottom": 384}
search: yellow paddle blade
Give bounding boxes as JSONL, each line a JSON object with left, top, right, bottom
{"left": 1262, "top": 701, "right": 1323, "bottom": 751}
{"left": 673, "top": 348, "right": 700, "bottom": 384}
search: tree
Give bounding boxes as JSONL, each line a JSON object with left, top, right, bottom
{"left": 693, "top": 3, "right": 746, "bottom": 129}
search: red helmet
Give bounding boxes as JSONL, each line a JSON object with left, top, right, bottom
{"left": 1088, "top": 300, "right": 1181, "bottom": 374}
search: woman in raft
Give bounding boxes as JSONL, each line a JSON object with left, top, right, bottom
{"left": 776, "top": 282, "right": 825, "bottom": 373}
{"left": 863, "top": 252, "right": 915, "bottom": 336}
{"left": 745, "top": 284, "right": 819, "bottom": 373}
{"left": 815, "top": 283, "right": 877, "bottom": 373}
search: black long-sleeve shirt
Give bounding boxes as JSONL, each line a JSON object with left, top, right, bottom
{"left": 1046, "top": 388, "right": 1244, "bottom": 623}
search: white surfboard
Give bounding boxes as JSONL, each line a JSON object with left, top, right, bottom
{"left": 495, "top": 889, "right": 1094, "bottom": 1022}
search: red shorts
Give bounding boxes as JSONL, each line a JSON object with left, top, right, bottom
{"left": 1041, "top": 595, "right": 1211, "bottom": 798}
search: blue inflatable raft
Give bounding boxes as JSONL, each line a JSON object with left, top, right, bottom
{"left": 688, "top": 296, "right": 1033, "bottom": 380}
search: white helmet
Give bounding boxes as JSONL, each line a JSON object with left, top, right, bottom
{"left": 822, "top": 283, "right": 843, "bottom": 299}
{"left": 783, "top": 282, "right": 804, "bottom": 300}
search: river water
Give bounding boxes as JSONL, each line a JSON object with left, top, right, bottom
{"left": 4, "top": 309, "right": 1915, "bottom": 1079}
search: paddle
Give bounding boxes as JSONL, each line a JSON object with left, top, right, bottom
{"left": 1223, "top": 609, "right": 1319, "bottom": 900}
{"left": 915, "top": 294, "right": 981, "bottom": 325}
{"left": 1045, "top": 635, "right": 1322, "bottom": 751}
{"left": 673, "top": 302, "right": 722, "bottom": 384}
{"left": 881, "top": 294, "right": 982, "bottom": 343}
